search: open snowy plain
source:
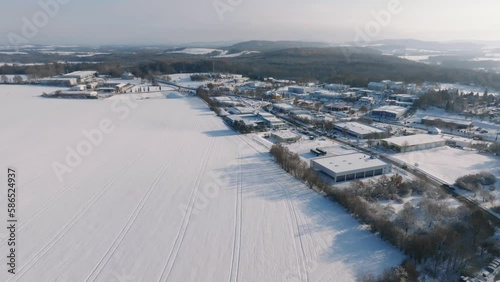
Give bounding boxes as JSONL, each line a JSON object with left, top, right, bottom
{"left": 0, "top": 85, "right": 404, "bottom": 282}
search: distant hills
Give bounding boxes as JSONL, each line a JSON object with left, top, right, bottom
{"left": 1, "top": 39, "right": 500, "bottom": 90}
{"left": 225, "top": 40, "right": 331, "bottom": 52}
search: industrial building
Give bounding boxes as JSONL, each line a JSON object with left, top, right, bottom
{"left": 368, "top": 82, "right": 388, "bottom": 91}
{"left": 258, "top": 112, "right": 287, "bottom": 129}
{"left": 272, "top": 103, "right": 296, "bottom": 113}
{"left": 40, "top": 77, "right": 78, "bottom": 87}
{"left": 334, "top": 122, "right": 386, "bottom": 139}
{"left": 225, "top": 114, "right": 266, "bottom": 128}
{"left": 371, "top": 106, "right": 408, "bottom": 120}
{"left": 382, "top": 134, "right": 446, "bottom": 152}
{"left": 311, "top": 153, "right": 391, "bottom": 182}
{"left": 421, "top": 116, "right": 472, "bottom": 129}
{"left": 271, "top": 130, "right": 301, "bottom": 143}
{"left": 288, "top": 86, "right": 310, "bottom": 94}
{"left": 390, "top": 94, "right": 419, "bottom": 103}
{"left": 121, "top": 72, "right": 135, "bottom": 80}
{"left": 62, "top": 71, "right": 97, "bottom": 83}
{"left": 228, "top": 107, "right": 255, "bottom": 115}
{"left": 359, "top": 97, "right": 375, "bottom": 105}
{"left": 42, "top": 90, "right": 98, "bottom": 99}
{"left": 324, "top": 84, "right": 349, "bottom": 91}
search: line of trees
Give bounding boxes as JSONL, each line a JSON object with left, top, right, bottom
{"left": 270, "top": 144, "right": 328, "bottom": 191}
{"left": 269, "top": 143, "right": 497, "bottom": 280}
{"left": 330, "top": 183, "right": 495, "bottom": 280}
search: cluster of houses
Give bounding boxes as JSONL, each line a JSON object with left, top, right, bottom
{"left": 40, "top": 71, "right": 155, "bottom": 99}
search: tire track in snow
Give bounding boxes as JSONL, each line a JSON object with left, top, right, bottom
{"left": 85, "top": 147, "right": 180, "bottom": 282}
{"left": 157, "top": 136, "right": 217, "bottom": 282}
{"left": 228, "top": 150, "right": 243, "bottom": 282}
{"left": 273, "top": 176, "right": 311, "bottom": 282}
{"left": 1, "top": 109, "right": 180, "bottom": 245}
{"left": 9, "top": 150, "right": 148, "bottom": 282}
{"left": 229, "top": 135, "right": 311, "bottom": 282}
{"left": 0, "top": 180, "right": 81, "bottom": 244}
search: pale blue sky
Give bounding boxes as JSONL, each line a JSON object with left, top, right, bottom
{"left": 1, "top": 0, "right": 499, "bottom": 45}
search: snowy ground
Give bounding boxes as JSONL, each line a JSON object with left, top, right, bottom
{"left": 167, "top": 48, "right": 228, "bottom": 56}
{"left": 215, "top": 51, "right": 259, "bottom": 58}
{"left": 392, "top": 146, "right": 500, "bottom": 207}
{"left": 0, "top": 85, "right": 404, "bottom": 282}
{"left": 393, "top": 147, "right": 500, "bottom": 185}
{"left": 285, "top": 138, "right": 357, "bottom": 160}
{"left": 166, "top": 48, "right": 257, "bottom": 58}
{"left": 408, "top": 107, "right": 500, "bottom": 141}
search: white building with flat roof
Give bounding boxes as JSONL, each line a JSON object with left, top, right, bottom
{"left": 273, "top": 103, "right": 296, "bottom": 113}
{"left": 259, "top": 112, "right": 287, "bottom": 129}
{"left": 271, "top": 130, "right": 301, "bottom": 142}
{"left": 382, "top": 134, "right": 446, "bottom": 152}
{"left": 334, "top": 122, "right": 386, "bottom": 139}
{"left": 311, "top": 153, "right": 391, "bottom": 182}
{"left": 371, "top": 106, "right": 408, "bottom": 120}
{"left": 62, "top": 71, "right": 97, "bottom": 83}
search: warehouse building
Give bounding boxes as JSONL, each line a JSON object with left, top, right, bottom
{"left": 40, "top": 77, "right": 78, "bottom": 87}
{"left": 382, "top": 134, "right": 446, "bottom": 152}
{"left": 271, "top": 130, "right": 301, "bottom": 143}
{"left": 334, "top": 122, "right": 386, "bottom": 139}
{"left": 62, "top": 71, "right": 97, "bottom": 83}
{"left": 421, "top": 116, "right": 472, "bottom": 129}
{"left": 258, "top": 112, "right": 287, "bottom": 129}
{"left": 272, "top": 103, "right": 296, "bottom": 113}
{"left": 311, "top": 153, "right": 391, "bottom": 182}
{"left": 371, "top": 106, "right": 408, "bottom": 120}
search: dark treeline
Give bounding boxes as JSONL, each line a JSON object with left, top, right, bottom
{"left": 2, "top": 47, "right": 500, "bottom": 89}
{"left": 415, "top": 89, "right": 499, "bottom": 113}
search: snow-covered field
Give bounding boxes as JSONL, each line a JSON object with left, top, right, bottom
{"left": 393, "top": 146, "right": 500, "bottom": 191}
{"left": 167, "top": 48, "right": 227, "bottom": 56}
{"left": 167, "top": 48, "right": 257, "bottom": 58}
{"left": 215, "top": 51, "right": 259, "bottom": 58}
{"left": 0, "top": 85, "right": 404, "bottom": 281}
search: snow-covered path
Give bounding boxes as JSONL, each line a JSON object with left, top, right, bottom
{"left": 0, "top": 86, "right": 404, "bottom": 282}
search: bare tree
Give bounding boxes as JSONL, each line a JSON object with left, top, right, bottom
{"left": 13, "top": 75, "right": 23, "bottom": 84}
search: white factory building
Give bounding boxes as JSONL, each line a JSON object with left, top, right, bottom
{"left": 62, "top": 71, "right": 97, "bottom": 83}
{"left": 311, "top": 153, "right": 391, "bottom": 183}
{"left": 382, "top": 134, "right": 446, "bottom": 152}
{"left": 371, "top": 106, "right": 408, "bottom": 120}
{"left": 271, "top": 130, "right": 301, "bottom": 143}
{"left": 334, "top": 122, "right": 386, "bottom": 139}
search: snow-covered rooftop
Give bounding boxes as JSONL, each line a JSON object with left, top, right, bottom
{"left": 383, "top": 134, "right": 445, "bottom": 147}
{"left": 335, "top": 122, "right": 385, "bottom": 135}
{"left": 313, "top": 153, "right": 389, "bottom": 174}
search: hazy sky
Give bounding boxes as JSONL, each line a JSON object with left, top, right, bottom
{"left": 1, "top": 0, "right": 499, "bottom": 45}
